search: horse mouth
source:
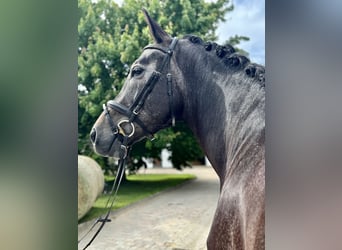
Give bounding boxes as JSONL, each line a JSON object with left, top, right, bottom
{"left": 92, "top": 137, "right": 123, "bottom": 159}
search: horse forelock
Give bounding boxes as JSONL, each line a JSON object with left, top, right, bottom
{"left": 182, "top": 35, "right": 265, "bottom": 87}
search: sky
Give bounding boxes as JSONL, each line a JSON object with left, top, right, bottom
{"left": 113, "top": 0, "right": 265, "bottom": 65}
{"left": 217, "top": 0, "right": 265, "bottom": 64}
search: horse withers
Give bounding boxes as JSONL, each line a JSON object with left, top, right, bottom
{"left": 90, "top": 9, "right": 265, "bottom": 250}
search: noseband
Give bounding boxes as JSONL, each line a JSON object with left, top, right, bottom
{"left": 103, "top": 37, "right": 178, "bottom": 146}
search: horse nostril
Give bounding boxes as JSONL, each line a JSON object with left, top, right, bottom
{"left": 90, "top": 128, "right": 97, "bottom": 143}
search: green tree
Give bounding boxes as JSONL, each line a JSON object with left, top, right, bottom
{"left": 78, "top": 0, "right": 245, "bottom": 173}
{"left": 225, "top": 34, "right": 250, "bottom": 56}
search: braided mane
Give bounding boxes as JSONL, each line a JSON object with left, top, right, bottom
{"left": 183, "top": 35, "right": 265, "bottom": 87}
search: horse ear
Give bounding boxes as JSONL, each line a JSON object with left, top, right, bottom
{"left": 142, "top": 8, "right": 171, "bottom": 44}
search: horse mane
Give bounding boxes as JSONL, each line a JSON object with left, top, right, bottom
{"left": 182, "top": 35, "right": 265, "bottom": 87}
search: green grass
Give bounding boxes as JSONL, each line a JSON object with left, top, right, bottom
{"left": 79, "top": 173, "right": 196, "bottom": 223}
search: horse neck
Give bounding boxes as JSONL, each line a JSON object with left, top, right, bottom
{"left": 178, "top": 59, "right": 265, "bottom": 183}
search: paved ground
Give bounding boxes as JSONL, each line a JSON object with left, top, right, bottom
{"left": 78, "top": 166, "right": 220, "bottom": 250}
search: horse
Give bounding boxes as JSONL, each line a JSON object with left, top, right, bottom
{"left": 90, "top": 9, "right": 265, "bottom": 250}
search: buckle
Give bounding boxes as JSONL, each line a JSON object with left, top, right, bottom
{"left": 132, "top": 107, "right": 140, "bottom": 115}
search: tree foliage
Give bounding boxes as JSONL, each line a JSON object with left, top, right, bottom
{"left": 78, "top": 0, "right": 244, "bottom": 172}
{"left": 225, "top": 34, "right": 250, "bottom": 56}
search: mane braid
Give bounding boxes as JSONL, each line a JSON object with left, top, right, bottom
{"left": 183, "top": 35, "right": 265, "bottom": 86}
{"left": 183, "top": 34, "right": 204, "bottom": 45}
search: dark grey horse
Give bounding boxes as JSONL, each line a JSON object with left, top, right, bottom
{"left": 90, "top": 9, "right": 265, "bottom": 250}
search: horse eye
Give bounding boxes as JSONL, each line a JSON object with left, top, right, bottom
{"left": 131, "top": 66, "right": 144, "bottom": 77}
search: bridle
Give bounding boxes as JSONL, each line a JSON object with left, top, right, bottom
{"left": 104, "top": 37, "right": 178, "bottom": 146}
{"left": 78, "top": 37, "right": 178, "bottom": 249}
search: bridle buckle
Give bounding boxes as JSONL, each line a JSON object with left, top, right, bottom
{"left": 132, "top": 107, "right": 140, "bottom": 115}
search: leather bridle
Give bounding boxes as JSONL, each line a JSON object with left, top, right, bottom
{"left": 103, "top": 37, "right": 178, "bottom": 150}
{"left": 78, "top": 37, "right": 178, "bottom": 249}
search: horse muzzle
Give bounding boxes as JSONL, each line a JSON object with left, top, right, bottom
{"left": 90, "top": 127, "right": 124, "bottom": 158}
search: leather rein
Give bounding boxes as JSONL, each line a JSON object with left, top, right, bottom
{"left": 78, "top": 37, "right": 178, "bottom": 249}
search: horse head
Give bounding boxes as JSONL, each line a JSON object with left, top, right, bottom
{"left": 90, "top": 9, "right": 184, "bottom": 158}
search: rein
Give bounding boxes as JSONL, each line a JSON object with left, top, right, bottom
{"left": 78, "top": 37, "right": 178, "bottom": 249}
{"left": 78, "top": 138, "right": 129, "bottom": 250}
